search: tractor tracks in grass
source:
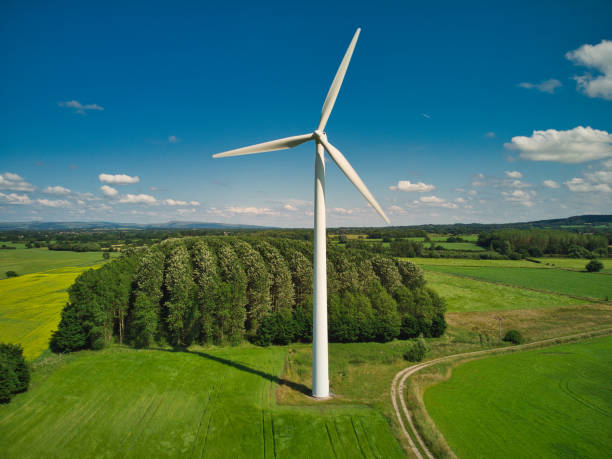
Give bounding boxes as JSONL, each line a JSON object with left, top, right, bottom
{"left": 390, "top": 327, "right": 612, "bottom": 459}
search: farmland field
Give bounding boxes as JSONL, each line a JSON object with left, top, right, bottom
{"left": 424, "top": 271, "right": 588, "bottom": 312}
{"left": 535, "top": 257, "right": 611, "bottom": 272}
{"left": 422, "top": 265, "right": 612, "bottom": 300}
{"left": 0, "top": 266, "right": 98, "bottom": 359}
{"left": 0, "top": 346, "right": 405, "bottom": 458}
{"left": 424, "top": 335, "right": 612, "bottom": 458}
{"left": 401, "top": 257, "right": 547, "bottom": 268}
{"left": 0, "top": 245, "right": 112, "bottom": 278}
{"left": 428, "top": 242, "right": 484, "bottom": 251}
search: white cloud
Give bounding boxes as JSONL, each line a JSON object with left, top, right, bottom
{"left": 283, "top": 204, "right": 298, "bottom": 211}
{"left": 566, "top": 40, "right": 612, "bottom": 100}
{"left": 455, "top": 197, "right": 466, "bottom": 203}
{"left": 43, "top": 185, "right": 71, "bottom": 195}
{"left": 505, "top": 126, "right": 612, "bottom": 163}
{"left": 0, "top": 192, "right": 32, "bottom": 205}
{"left": 59, "top": 100, "right": 104, "bottom": 114}
{"left": 421, "top": 113, "right": 431, "bottom": 119}
{"left": 506, "top": 179, "right": 531, "bottom": 188}
{"left": 484, "top": 132, "right": 496, "bottom": 138}
{"left": 467, "top": 190, "right": 477, "bottom": 196}
{"left": 226, "top": 206, "right": 279, "bottom": 216}
{"left": 543, "top": 179, "right": 560, "bottom": 189}
{"left": 414, "top": 195, "right": 457, "bottom": 209}
{"left": 332, "top": 207, "right": 354, "bottom": 215}
{"left": 0, "top": 172, "right": 35, "bottom": 191}
{"left": 98, "top": 173, "right": 140, "bottom": 185}
{"left": 168, "top": 135, "right": 179, "bottom": 143}
{"left": 505, "top": 170, "right": 523, "bottom": 179}
{"left": 389, "top": 180, "right": 435, "bottom": 192}
{"left": 163, "top": 198, "right": 200, "bottom": 206}
{"left": 518, "top": 79, "right": 562, "bottom": 94}
{"left": 585, "top": 169, "right": 612, "bottom": 185}
{"left": 100, "top": 185, "right": 119, "bottom": 197}
{"left": 472, "top": 173, "right": 486, "bottom": 186}
{"left": 565, "top": 177, "right": 611, "bottom": 193}
{"left": 118, "top": 194, "right": 157, "bottom": 205}
{"left": 177, "top": 208, "right": 196, "bottom": 215}
{"left": 37, "top": 199, "right": 70, "bottom": 208}
{"left": 502, "top": 189, "right": 536, "bottom": 207}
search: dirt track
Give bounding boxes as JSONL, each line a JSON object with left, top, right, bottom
{"left": 390, "top": 328, "right": 612, "bottom": 459}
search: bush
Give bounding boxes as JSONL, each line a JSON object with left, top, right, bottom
{"left": 252, "top": 311, "right": 295, "bottom": 346}
{"left": 503, "top": 329, "right": 523, "bottom": 345}
{"left": 0, "top": 343, "right": 30, "bottom": 404}
{"left": 5, "top": 271, "right": 18, "bottom": 278}
{"left": 403, "top": 336, "right": 429, "bottom": 362}
{"left": 586, "top": 259, "right": 604, "bottom": 272}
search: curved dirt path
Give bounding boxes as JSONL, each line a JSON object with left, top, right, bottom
{"left": 390, "top": 328, "right": 612, "bottom": 459}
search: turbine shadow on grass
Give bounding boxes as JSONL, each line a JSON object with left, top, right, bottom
{"left": 153, "top": 347, "right": 311, "bottom": 396}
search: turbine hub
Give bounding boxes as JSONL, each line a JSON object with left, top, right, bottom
{"left": 313, "top": 130, "right": 327, "bottom": 141}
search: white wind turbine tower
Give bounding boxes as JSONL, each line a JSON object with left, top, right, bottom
{"left": 213, "top": 28, "right": 389, "bottom": 398}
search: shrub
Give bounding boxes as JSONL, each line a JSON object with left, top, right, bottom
{"left": 403, "top": 336, "right": 429, "bottom": 362}
{"left": 0, "top": 343, "right": 30, "bottom": 404}
{"left": 5, "top": 271, "right": 18, "bottom": 278}
{"left": 252, "top": 311, "right": 295, "bottom": 346}
{"left": 586, "top": 259, "right": 604, "bottom": 272}
{"left": 503, "top": 329, "right": 523, "bottom": 345}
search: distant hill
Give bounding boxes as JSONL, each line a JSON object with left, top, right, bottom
{"left": 0, "top": 215, "right": 609, "bottom": 232}
{"left": 0, "top": 221, "right": 272, "bottom": 231}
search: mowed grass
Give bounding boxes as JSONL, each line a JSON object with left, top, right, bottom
{"left": 424, "top": 271, "right": 587, "bottom": 312}
{"left": 424, "top": 335, "right": 612, "bottom": 458}
{"left": 0, "top": 246, "right": 112, "bottom": 278}
{"left": 401, "top": 257, "right": 546, "bottom": 268}
{"left": 0, "top": 267, "right": 95, "bottom": 359}
{"left": 423, "top": 265, "right": 612, "bottom": 300}
{"left": 0, "top": 346, "right": 404, "bottom": 458}
{"left": 535, "top": 257, "right": 611, "bottom": 272}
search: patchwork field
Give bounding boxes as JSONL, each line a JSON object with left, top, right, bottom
{"left": 424, "top": 335, "right": 612, "bottom": 458}
{"left": 424, "top": 271, "right": 588, "bottom": 312}
{"left": 0, "top": 267, "right": 97, "bottom": 359}
{"left": 0, "top": 245, "right": 112, "bottom": 278}
{"left": 0, "top": 346, "right": 405, "bottom": 458}
{"left": 422, "top": 265, "right": 612, "bottom": 300}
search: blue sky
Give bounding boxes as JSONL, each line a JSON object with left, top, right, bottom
{"left": 1, "top": 0, "right": 611, "bottom": 226}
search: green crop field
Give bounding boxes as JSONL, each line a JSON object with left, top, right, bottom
{"left": 422, "top": 265, "right": 612, "bottom": 300}
{"left": 401, "top": 257, "right": 546, "bottom": 268}
{"left": 0, "top": 246, "right": 113, "bottom": 278}
{"left": 535, "top": 257, "right": 611, "bottom": 272}
{"left": 0, "top": 346, "right": 404, "bottom": 458}
{"left": 424, "top": 271, "right": 587, "bottom": 312}
{"left": 429, "top": 242, "right": 485, "bottom": 251}
{"left": 424, "top": 335, "right": 612, "bottom": 458}
{"left": 0, "top": 267, "right": 97, "bottom": 359}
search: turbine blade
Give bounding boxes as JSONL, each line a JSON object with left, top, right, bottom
{"left": 213, "top": 133, "right": 314, "bottom": 158}
{"left": 317, "top": 28, "right": 361, "bottom": 131}
{"left": 318, "top": 137, "right": 390, "bottom": 224}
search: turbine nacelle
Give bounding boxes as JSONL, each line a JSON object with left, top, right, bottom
{"left": 313, "top": 130, "right": 327, "bottom": 142}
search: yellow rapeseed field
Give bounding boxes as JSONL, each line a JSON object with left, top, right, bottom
{"left": 0, "top": 266, "right": 94, "bottom": 359}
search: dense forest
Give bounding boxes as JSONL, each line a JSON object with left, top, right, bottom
{"left": 477, "top": 229, "right": 609, "bottom": 258}
{"left": 50, "top": 237, "right": 446, "bottom": 352}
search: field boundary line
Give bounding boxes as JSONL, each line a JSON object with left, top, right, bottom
{"left": 425, "top": 269, "right": 610, "bottom": 303}
{"left": 390, "top": 327, "right": 612, "bottom": 458}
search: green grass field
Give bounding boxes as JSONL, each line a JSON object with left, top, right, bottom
{"left": 0, "top": 346, "right": 405, "bottom": 458}
{"left": 401, "top": 257, "right": 546, "bottom": 268}
{"left": 424, "top": 271, "right": 587, "bottom": 312}
{"left": 535, "top": 257, "right": 611, "bottom": 272}
{"left": 424, "top": 335, "right": 612, "bottom": 458}
{"left": 422, "top": 265, "right": 612, "bottom": 300}
{"left": 0, "top": 246, "right": 112, "bottom": 278}
{"left": 0, "top": 267, "right": 97, "bottom": 359}
{"left": 429, "top": 242, "right": 485, "bottom": 251}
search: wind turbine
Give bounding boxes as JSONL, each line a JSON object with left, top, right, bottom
{"left": 212, "top": 28, "right": 389, "bottom": 398}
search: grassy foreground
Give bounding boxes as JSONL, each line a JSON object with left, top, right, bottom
{"left": 423, "top": 335, "right": 612, "bottom": 458}
{"left": 0, "top": 346, "right": 404, "bottom": 458}
{"left": 0, "top": 267, "right": 96, "bottom": 359}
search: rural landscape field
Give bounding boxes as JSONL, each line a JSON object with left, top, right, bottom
{"left": 2, "top": 2, "right": 612, "bottom": 457}
{"left": 1, "top": 218, "right": 611, "bottom": 458}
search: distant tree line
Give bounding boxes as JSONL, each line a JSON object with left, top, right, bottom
{"left": 50, "top": 236, "right": 446, "bottom": 352}
{"left": 477, "top": 229, "right": 609, "bottom": 258}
